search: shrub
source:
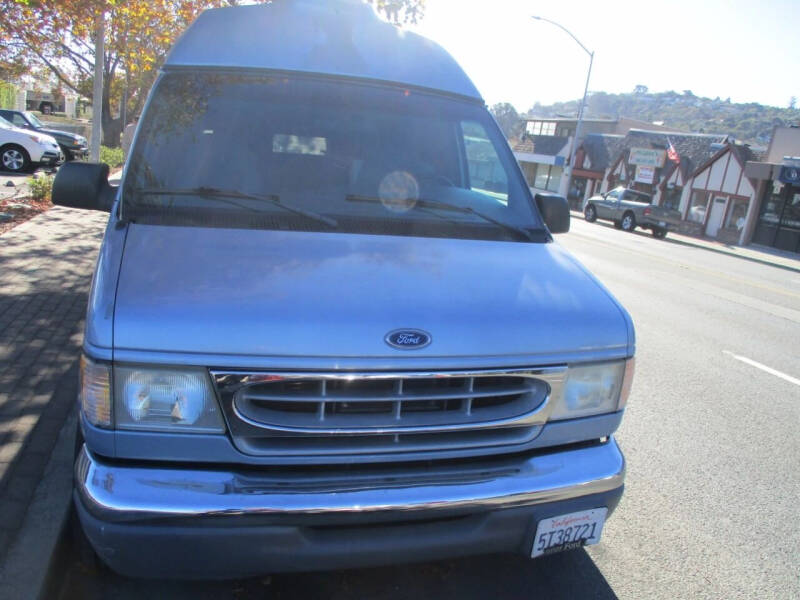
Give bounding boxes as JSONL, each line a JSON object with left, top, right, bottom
{"left": 28, "top": 174, "right": 54, "bottom": 202}
{"left": 99, "top": 145, "right": 125, "bottom": 168}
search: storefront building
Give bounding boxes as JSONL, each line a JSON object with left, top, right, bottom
{"left": 570, "top": 133, "right": 624, "bottom": 209}
{"left": 680, "top": 143, "right": 757, "bottom": 244}
{"left": 512, "top": 135, "right": 569, "bottom": 194}
{"left": 514, "top": 117, "right": 678, "bottom": 202}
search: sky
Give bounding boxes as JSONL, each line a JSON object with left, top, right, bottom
{"left": 407, "top": 0, "right": 799, "bottom": 112}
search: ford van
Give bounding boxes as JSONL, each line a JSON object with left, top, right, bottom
{"left": 55, "top": 0, "right": 634, "bottom": 579}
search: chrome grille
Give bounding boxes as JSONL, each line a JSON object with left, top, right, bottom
{"left": 212, "top": 368, "right": 566, "bottom": 459}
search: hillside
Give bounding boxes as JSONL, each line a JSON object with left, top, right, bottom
{"left": 526, "top": 90, "right": 800, "bottom": 146}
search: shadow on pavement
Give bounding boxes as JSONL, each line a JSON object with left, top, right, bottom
{"left": 58, "top": 541, "right": 617, "bottom": 600}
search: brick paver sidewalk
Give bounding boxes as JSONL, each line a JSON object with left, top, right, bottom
{"left": 0, "top": 206, "right": 107, "bottom": 560}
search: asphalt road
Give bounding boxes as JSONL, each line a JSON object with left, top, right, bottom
{"left": 56, "top": 218, "right": 800, "bottom": 599}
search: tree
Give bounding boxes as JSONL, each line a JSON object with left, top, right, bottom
{"left": 633, "top": 84, "right": 648, "bottom": 95}
{"left": 0, "top": 0, "right": 426, "bottom": 147}
{"left": 790, "top": 96, "right": 797, "bottom": 110}
{"left": 490, "top": 102, "right": 523, "bottom": 139}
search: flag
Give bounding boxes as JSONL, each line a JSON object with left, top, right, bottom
{"left": 667, "top": 138, "right": 680, "bottom": 164}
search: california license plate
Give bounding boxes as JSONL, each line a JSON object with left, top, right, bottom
{"left": 531, "top": 508, "right": 608, "bottom": 557}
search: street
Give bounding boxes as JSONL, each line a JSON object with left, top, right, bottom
{"left": 56, "top": 217, "right": 799, "bottom": 599}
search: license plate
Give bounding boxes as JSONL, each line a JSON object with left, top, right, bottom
{"left": 531, "top": 508, "right": 607, "bottom": 558}
{"left": 658, "top": 221, "right": 666, "bottom": 227}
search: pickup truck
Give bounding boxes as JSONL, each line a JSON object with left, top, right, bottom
{"left": 54, "top": 0, "right": 635, "bottom": 580}
{"left": 584, "top": 186, "right": 682, "bottom": 238}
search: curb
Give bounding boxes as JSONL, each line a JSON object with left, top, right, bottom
{"left": 568, "top": 211, "right": 800, "bottom": 274}
{"left": 0, "top": 409, "right": 76, "bottom": 600}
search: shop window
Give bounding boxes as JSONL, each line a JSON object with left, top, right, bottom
{"left": 688, "top": 190, "right": 709, "bottom": 223}
{"left": 780, "top": 190, "right": 800, "bottom": 229}
{"left": 757, "top": 183, "right": 784, "bottom": 226}
{"left": 663, "top": 187, "right": 682, "bottom": 210}
{"left": 534, "top": 164, "right": 550, "bottom": 190}
{"left": 722, "top": 197, "right": 749, "bottom": 233}
{"left": 520, "top": 162, "right": 537, "bottom": 187}
{"left": 547, "top": 165, "right": 562, "bottom": 192}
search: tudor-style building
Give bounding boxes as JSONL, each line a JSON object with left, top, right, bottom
{"left": 678, "top": 143, "right": 758, "bottom": 244}
{"left": 512, "top": 116, "right": 678, "bottom": 202}
{"left": 574, "top": 128, "right": 777, "bottom": 248}
{"left": 601, "top": 130, "right": 731, "bottom": 200}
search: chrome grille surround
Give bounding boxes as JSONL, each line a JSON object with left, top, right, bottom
{"left": 212, "top": 367, "right": 566, "bottom": 458}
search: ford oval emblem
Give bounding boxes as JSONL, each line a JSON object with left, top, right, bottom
{"left": 385, "top": 329, "right": 431, "bottom": 350}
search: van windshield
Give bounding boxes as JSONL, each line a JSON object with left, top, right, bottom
{"left": 123, "top": 72, "right": 545, "bottom": 242}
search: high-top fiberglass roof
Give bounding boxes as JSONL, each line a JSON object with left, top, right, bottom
{"left": 165, "top": 0, "right": 482, "bottom": 101}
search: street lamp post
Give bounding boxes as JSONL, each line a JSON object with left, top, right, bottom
{"left": 531, "top": 16, "right": 594, "bottom": 208}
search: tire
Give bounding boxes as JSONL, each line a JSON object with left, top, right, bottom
{"left": 60, "top": 145, "right": 74, "bottom": 161}
{"left": 621, "top": 212, "right": 636, "bottom": 232}
{"left": 652, "top": 227, "right": 667, "bottom": 239}
{"left": 584, "top": 204, "right": 597, "bottom": 223}
{"left": 613, "top": 220, "right": 622, "bottom": 229}
{"left": 0, "top": 144, "right": 31, "bottom": 173}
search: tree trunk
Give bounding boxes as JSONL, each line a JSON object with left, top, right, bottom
{"left": 101, "top": 82, "right": 123, "bottom": 147}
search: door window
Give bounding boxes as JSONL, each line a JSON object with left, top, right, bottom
{"left": 10, "top": 113, "right": 28, "bottom": 128}
{"left": 461, "top": 120, "right": 508, "bottom": 202}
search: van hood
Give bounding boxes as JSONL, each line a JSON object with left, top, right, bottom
{"left": 113, "top": 225, "right": 631, "bottom": 362}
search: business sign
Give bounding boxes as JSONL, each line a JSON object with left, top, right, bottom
{"left": 779, "top": 165, "right": 800, "bottom": 184}
{"left": 635, "top": 165, "right": 656, "bottom": 184}
{"left": 629, "top": 147, "right": 666, "bottom": 168}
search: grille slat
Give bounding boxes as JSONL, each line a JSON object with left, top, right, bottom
{"left": 213, "top": 368, "right": 566, "bottom": 459}
{"left": 243, "top": 384, "right": 531, "bottom": 404}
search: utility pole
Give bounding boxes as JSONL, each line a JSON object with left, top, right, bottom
{"left": 90, "top": 7, "right": 104, "bottom": 162}
{"left": 531, "top": 16, "right": 594, "bottom": 207}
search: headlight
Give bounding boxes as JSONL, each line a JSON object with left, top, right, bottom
{"left": 549, "top": 359, "right": 635, "bottom": 420}
{"left": 79, "top": 355, "right": 112, "bottom": 428}
{"left": 114, "top": 365, "right": 225, "bottom": 433}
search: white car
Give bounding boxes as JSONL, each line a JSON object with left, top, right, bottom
{"left": 0, "top": 115, "right": 61, "bottom": 173}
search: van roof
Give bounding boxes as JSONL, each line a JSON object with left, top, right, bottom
{"left": 164, "top": 0, "right": 482, "bottom": 101}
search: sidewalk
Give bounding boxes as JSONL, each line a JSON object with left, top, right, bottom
{"left": 569, "top": 210, "right": 800, "bottom": 273}
{"left": 0, "top": 206, "right": 107, "bottom": 570}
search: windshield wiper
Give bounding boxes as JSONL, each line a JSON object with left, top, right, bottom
{"left": 346, "top": 194, "right": 534, "bottom": 242}
{"left": 136, "top": 187, "right": 338, "bottom": 227}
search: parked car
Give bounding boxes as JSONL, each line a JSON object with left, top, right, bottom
{"left": 0, "top": 109, "right": 88, "bottom": 161}
{"left": 584, "top": 186, "right": 682, "bottom": 238}
{"left": 54, "top": 0, "right": 634, "bottom": 580}
{"left": 0, "top": 115, "right": 61, "bottom": 172}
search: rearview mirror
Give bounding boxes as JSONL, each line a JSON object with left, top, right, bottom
{"left": 52, "top": 162, "right": 115, "bottom": 212}
{"left": 534, "top": 193, "right": 570, "bottom": 234}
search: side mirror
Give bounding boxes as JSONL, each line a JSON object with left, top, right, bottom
{"left": 534, "top": 192, "right": 570, "bottom": 234}
{"left": 52, "top": 162, "right": 115, "bottom": 212}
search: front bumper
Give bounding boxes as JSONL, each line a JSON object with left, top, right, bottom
{"left": 75, "top": 438, "right": 625, "bottom": 579}
{"left": 38, "top": 150, "right": 60, "bottom": 165}
{"left": 63, "top": 145, "right": 89, "bottom": 158}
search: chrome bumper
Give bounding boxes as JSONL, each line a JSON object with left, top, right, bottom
{"left": 75, "top": 439, "right": 625, "bottom": 523}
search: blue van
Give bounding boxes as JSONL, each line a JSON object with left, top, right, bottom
{"left": 55, "top": 0, "right": 634, "bottom": 579}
